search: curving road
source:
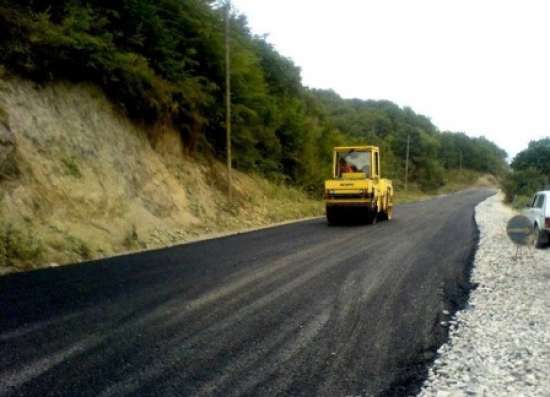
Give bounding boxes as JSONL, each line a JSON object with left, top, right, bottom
{"left": 0, "top": 189, "right": 494, "bottom": 397}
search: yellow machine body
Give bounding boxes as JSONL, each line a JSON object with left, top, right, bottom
{"left": 324, "top": 145, "right": 393, "bottom": 224}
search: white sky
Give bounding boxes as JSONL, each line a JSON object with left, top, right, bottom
{"left": 230, "top": 0, "right": 550, "bottom": 159}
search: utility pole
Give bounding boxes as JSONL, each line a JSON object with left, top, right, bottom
{"left": 404, "top": 133, "right": 410, "bottom": 191}
{"left": 225, "top": 1, "right": 233, "bottom": 200}
{"left": 459, "top": 150, "right": 463, "bottom": 173}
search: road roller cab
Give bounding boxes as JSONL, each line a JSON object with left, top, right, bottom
{"left": 324, "top": 146, "right": 393, "bottom": 225}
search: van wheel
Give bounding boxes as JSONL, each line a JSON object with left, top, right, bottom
{"left": 534, "top": 225, "right": 546, "bottom": 248}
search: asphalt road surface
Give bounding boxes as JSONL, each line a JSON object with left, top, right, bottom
{"left": 0, "top": 189, "right": 494, "bottom": 397}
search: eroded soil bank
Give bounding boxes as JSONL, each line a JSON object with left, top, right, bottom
{"left": 0, "top": 78, "right": 321, "bottom": 274}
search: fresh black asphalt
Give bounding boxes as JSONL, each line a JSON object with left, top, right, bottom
{"left": 0, "top": 189, "right": 494, "bottom": 396}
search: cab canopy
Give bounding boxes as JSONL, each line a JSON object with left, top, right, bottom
{"left": 333, "top": 146, "right": 380, "bottom": 179}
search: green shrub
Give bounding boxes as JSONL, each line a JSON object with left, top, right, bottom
{"left": 61, "top": 156, "right": 82, "bottom": 178}
{"left": 0, "top": 223, "right": 43, "bottom": 267}
{"left": 65, "top": 235, "right": 91, "bottom": 259}
{"left": 511, "top": 195, "right": 532, "bottom": 209}
{"left": 416, "top": 160, "right": 446, "bottom": 192}
{"left": 502, "top": 168, "right": 547, "bottom": 203}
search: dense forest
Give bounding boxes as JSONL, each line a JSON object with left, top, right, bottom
{"left": 0, "top": 0, "right": 508, "bottom": 193}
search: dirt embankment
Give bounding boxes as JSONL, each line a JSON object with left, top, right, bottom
{"left": 0, "top": 77, "right": 321, "bottom": 274}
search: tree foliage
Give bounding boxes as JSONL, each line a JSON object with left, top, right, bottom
{"left": 0, "top": 0, "right": 508, "bottom": 193}
{"left": 311, "top": 89, "right": 507, "bottom": 190}
{"left": 503, "top": 138, "right": 550, "bottom": 203}
{"left": 511, "top": 138, "right": 550, "bottom": 176}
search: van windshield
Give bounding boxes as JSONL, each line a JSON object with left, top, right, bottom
{"left": 336, "top": 151, "right": 371, "bottom": 177}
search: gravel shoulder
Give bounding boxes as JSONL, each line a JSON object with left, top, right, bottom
{"left": 420, "top": 192, "right": 550, "bottom": 396}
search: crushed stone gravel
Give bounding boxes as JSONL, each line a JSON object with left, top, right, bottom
{"left": 419, "top": 192, "right": 550, "bottom": 397}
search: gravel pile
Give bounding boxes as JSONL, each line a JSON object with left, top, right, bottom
{"left": 419, "top": 192, "right": 550, "bottom": 396}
